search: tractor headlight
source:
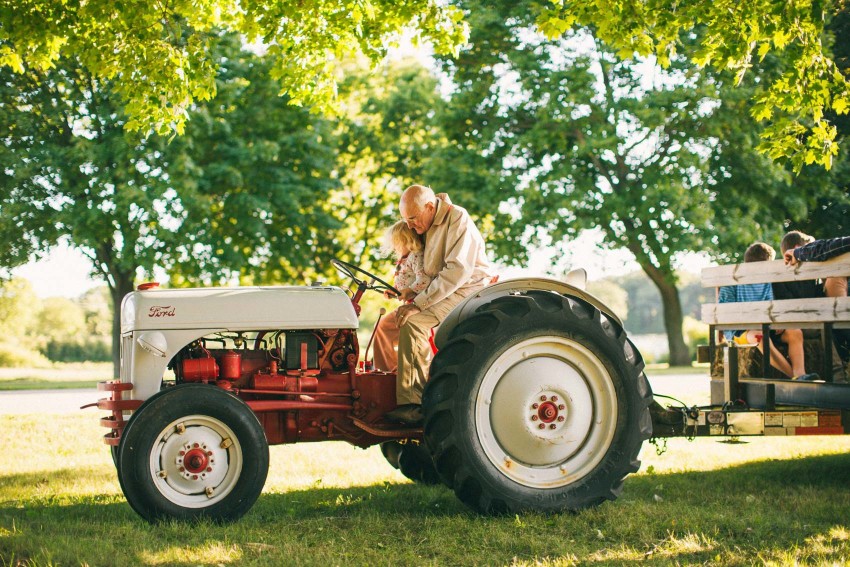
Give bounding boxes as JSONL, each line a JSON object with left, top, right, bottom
{"left": 137, "top": 331, "right": 168, "bottom": 358}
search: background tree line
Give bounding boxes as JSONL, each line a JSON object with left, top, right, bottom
{"left": 0, "top": 278, "right": 112, "bottom": 366}
{"left": 3, "top": 1, "right": 850, "bottom": 375}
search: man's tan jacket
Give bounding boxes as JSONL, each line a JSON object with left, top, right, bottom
{"left": 413, "top": 199, "right": 494, "bottom": 311}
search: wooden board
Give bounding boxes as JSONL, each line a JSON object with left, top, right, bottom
{"left": 701, "top": 255, "right": 850, "bottom": 288}
{"left": 701, "top": 297, "right": 850, "bottom": 325}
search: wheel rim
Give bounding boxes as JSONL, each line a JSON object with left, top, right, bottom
{"left": 148, "top": 414, "right": 243, "bottom": 508}
{"left": 475, "top": 336, "right": 618, "bottom": 489}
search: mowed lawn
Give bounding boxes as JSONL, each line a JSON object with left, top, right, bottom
{"left": 1, "top": 378, "right": 849, "bottom": 565}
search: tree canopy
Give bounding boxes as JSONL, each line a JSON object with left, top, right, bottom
{"left": 1, "top": 0, "right": 467, "bottom": 135}
{"left": 538, "top": 0, "right": 850, "bottom": 171}
{"left": 432, "top": 0, "right": 850, "bottom": 364}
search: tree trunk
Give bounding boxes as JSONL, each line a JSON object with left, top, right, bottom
{"left": 635, "top": 261, "right": 691, "bottom": 366}
{"left": 655, "top": 278, "right": 691, "bottom": 366}
{"left": 109, "top": 273, "right": 135, "bottom": 379}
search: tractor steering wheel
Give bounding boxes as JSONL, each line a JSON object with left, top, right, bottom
{"left": 332, "top": 258, "right": 400, "bottom": 297}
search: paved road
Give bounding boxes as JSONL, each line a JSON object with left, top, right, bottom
{"left": 0, "top": 373, "right": 712, "bottom": 415}
{"left": 0, "top": 388, "right": 103, "bottom": 415}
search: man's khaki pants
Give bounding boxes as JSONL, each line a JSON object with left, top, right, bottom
{"left": 395, "top": 292, "right": 471, "bottom": 405}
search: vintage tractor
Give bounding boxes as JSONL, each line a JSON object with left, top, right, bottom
{"left": 94, "top": 259, "right": 653, "bottom": 522}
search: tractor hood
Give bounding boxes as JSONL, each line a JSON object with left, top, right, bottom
{"left": 121, "top": 285, "right": 359, "bottom": 333}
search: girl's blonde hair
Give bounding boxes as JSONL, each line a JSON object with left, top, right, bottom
{"left": 382, "top": 220, "right": 423, "bottom": 258}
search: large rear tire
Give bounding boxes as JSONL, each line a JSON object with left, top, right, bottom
{"left": 118, "top": 383, "right": 269, "bottom": 522}
{"left": 423, "top": 290, "right": 652, "bottom": 514}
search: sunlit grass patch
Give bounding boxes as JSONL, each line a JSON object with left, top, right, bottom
{"left": 760, "top": 525, "right": 850, "bottom": 565}
{"left": 138, "top": 541, "right": 244, "bottom": 565}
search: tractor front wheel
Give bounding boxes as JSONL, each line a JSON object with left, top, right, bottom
{"left": 118, "top": 383, "right": 269, "bottom": 522}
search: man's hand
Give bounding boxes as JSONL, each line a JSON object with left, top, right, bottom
{"left": 396, "top": 303, "right": 421, "bottom": 327}
{"left": 399, "top": 288, "right": 417, "bottom": 301}
{"left": 784, "top": 249, "right": 799, "bottom": 266}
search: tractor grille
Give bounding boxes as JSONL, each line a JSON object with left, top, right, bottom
{"left": 120, "top": 334, "right": 134, "bottom": 381}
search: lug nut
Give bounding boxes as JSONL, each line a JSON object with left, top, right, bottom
{"left": 557, "top": 416, "right": 565, "bottom": 422}
{"left": 531, "top": 415, "right": 538, "bottom": 421}
{"left": 558, "top": 404, "right": 565, "bottom": 410}
{"left": 206, "top": 467, "right": 213, "bottom": 472}
{"left": 549, "top": 424, "right": 556, "bottom": 429}
{"left": 179, "top": 450, "right": 185, "bottom": 456}
{"left": 532, "top": 403, "right": 539, "bottom": 409}
{"left": 551, "top": 395, "right": 558, "bottom": 402}
{"left": 538, "top": 423, "right": 545, "bottom": 429}
{"left": 540, "top": 395, "right": 547, "bottom": 401}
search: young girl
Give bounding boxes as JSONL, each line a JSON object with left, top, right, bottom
{"left": 384, "top": 220, "right": 432, "bottom": 301}
{"left": 371, "top": 221, "right": 433, "bottom": 372}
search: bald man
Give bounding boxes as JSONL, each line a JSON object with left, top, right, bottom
{"left": 383, "top": 185, "right": 494, "bottom": 425}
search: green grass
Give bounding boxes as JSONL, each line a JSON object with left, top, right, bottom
{"left": 1, "top": 413, "right": 849, "bottom": 566}
{"left": 0, "top": 362, "right": 112, "bottom": 391}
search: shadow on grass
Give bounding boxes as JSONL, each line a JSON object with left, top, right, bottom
{"left": 1, "top": 453, "right": 849, "bottom": 566}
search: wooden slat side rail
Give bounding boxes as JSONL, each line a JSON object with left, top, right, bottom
{"left": 701, "top": 297, "right": 850, "bottom": 325}
{"left": 701, "top": 255, "right": 850, "bottom": 288}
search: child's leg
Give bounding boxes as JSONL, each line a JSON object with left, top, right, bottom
{"left": 825, "top": 276, "right": 848, "bottom": 298}
{"left": 779, "top": 329, "right": 806, "bottom": 377}
{"left": 747, "top": 330, "right": 793, "bottom": 377}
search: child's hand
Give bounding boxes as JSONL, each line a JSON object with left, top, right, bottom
{"left": 383, "top": 289, "right": 399, "bottom": 299}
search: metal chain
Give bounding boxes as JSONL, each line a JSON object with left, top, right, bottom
{"left": 648, "top": 436, "right": 668, "bottom": 455}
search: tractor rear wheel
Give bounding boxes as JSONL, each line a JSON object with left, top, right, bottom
{"left": 422, "top": 290, "right": 652, "bottom": 514}
{"left": 118, "top": 383, "right": 269, "bottom": 522}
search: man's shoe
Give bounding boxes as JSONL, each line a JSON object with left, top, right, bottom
{"left": 794, "top": 373, "right": 821, "bottom": 382}
{"left": 384, "top": 404, "right": 423, "bottom": 426}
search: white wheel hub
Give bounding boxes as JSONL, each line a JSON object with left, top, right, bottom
{"left": 475, "top": 336, "right": 618, "bottom": 488}
{"left": 149, "top": 415, "right": 243, "bottom": 507}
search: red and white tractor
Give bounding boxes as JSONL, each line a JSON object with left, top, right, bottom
{"left": 95, "top": 259, "right": 653, "bottom": 522}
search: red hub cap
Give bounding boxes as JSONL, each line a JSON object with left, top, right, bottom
{"left": 537, "top": 401, "right": 559, "bottom": 423}
{"left": 183, "top": 447, "right": 209, "bottom": 474}
{"left": 176, "top": 441, "right": 214, "bottom": 480}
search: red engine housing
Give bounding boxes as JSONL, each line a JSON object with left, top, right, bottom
{"left": 175, "top": 329, "right": 403, "bottom": 447}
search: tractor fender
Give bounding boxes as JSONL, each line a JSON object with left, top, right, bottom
{"left": 434, "top": 276, "right": 622, "bottom": 350}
